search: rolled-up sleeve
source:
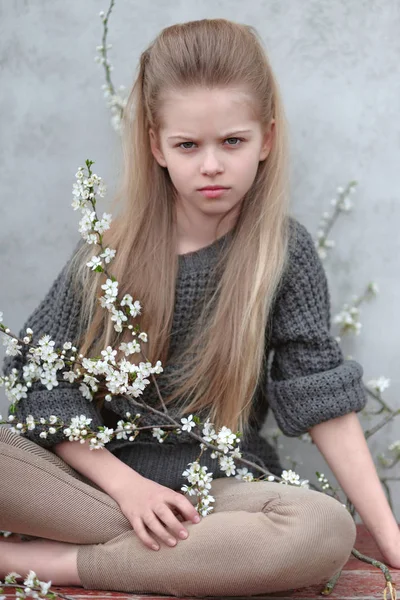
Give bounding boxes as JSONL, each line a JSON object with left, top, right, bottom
{"left": 2, "top": 239, "right": 104, "bottom": 448}
{"left": 267, "top": 219, "right": 368, "bottom": 437}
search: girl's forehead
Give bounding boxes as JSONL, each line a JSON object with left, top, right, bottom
{"left": 158, "top": 86, "right": 259, "bottom": 131}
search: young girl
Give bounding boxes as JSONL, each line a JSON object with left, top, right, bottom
{"left": 1, "top": 18, "right": 399, "bottom": 597}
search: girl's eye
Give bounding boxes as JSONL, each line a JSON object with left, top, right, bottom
{"left": 178, "top": 137, "right": 244, "bottom": 150}
{"left": 225, "top": 137, "right": 242, "bottom": 145}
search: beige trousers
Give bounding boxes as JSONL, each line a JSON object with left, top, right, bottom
{"left": 0, "top": 426, "right": 356, "bottom": 597}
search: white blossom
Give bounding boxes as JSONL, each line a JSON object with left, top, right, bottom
{"left": 388, "top": 441, "right": 400, "bottom": 453}
{"left": 281, "top": 469, "right": 300, "bottom": 485}
{"left": 101, "top": 346, "right": 117, "bottom": 364}
{"left": 119, "top": 340, "right": 141, "bottom": 356}
{"left": 152, "top": 427, "right": 165, "bottom": 442}
{"left": 100, "top": 247, "right": 116, "bottom": 263}
{"left": 218, "top": 454, "right": 236, "bottom": 476}
{"left": 100, "top": 278, "right": 118, "bottom": 307}
{"left": 93, "top": 212, "right": 112, "bottom": 234}
{"left": 39, "top": 366, "right": 59, "bottom": 391}
{"left": 86, "top": 255, "right": 103, "bottom": 271}
{"left": 235, "top": 467, "right": 254, "bottom": 482}
{"left": 79, "top": 382, "right": 93, "bottom": 401}
{"left": 63, "top": 370, "right": 78, "bottom": 383}
{"left": 110, "top": 306, "right": 128, "bottom": 332}
{"left": 2, "top": 335, "right": 22, "bottom": 357}
{"left": 367, "top": 376, "right": 390, "bottom": 394}
{"left": 181, "top": 414, "right": 195, "bottom": 433}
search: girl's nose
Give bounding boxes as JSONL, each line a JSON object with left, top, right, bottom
{"left": 200, "top": 151, "right": 224, "bottom": 175}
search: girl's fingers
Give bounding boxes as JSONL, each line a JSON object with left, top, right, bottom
{"left": 142, "top": 511, "right": 178, "bottom": 548}
{"left": 131, "top": 516, "right": 160, "bottom": 551}
{"left": 173, "top": 494, "right": 202, "bottom": 524}
{"left": 154, "top": 504, "right": 190, "bottom": 540}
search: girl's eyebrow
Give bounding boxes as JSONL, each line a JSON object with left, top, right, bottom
{"left": 167, "top": 129, "right": 253, "bottom": 141}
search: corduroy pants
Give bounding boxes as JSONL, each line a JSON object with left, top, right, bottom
{"left": 0, "top": 426, "right": 357, "bottom": 597}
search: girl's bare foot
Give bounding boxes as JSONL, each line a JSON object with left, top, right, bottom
{"left": 0, "top": 539, "right": 81, "bottom": 586}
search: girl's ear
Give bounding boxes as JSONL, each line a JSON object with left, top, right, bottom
{"left": 259, "top": 118, "right": 275, "bottom": 161}
{"left": 149, "top": 128, "right": 168, "bottom": 167}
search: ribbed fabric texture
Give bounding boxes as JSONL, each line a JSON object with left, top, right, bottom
{"left": 0, "top": 427, "right": 356, "bottom": 596}
{"left": 2, "top": 217, "right": 368, "bottom": 488}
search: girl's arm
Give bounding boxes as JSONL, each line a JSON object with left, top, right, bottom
{"left": 309, "top": 411, "right": 400, "bottom": 568}
{"left": 53, "top": 439, "right": 143, "bottom": 498}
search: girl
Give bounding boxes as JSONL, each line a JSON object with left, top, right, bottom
{"left": 1, "top": 18, "right": 399, "bottom": 597}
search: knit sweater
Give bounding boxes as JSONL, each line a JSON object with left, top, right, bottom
{"left": 2, "top": 217, "right": 368, "bottom": 490}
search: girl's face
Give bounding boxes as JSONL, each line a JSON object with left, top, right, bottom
{"left": 149, "top": 86, "right": 274, "bottom": 234}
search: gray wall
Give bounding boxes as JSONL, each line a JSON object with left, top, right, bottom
{"left": 1, "top": 1, "right": 399, "bottom": 518}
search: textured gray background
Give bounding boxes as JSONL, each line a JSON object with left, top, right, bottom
{"left": 0, "top": 1, "right": 399, "bottom": 518}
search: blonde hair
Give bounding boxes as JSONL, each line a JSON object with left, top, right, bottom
{"left": 68, "top": 18, "right": 291, "bottom": 436}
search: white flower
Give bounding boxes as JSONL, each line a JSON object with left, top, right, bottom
{"left": 152, "top": 427, "right": 165, "bottom": 442}
{"left": 79, "top": 383, "right": 93, "bottom": 401}
{"left": 0, "top": 311, "right": 3, "bottom": 323}
{"left": 78, "top": 209, "right": 97, "bottom": 239}
{"left": 181, "top": 414, "right": 195, "bottom": 432}
{"left": 100, "top": 247, "right": 116, "bottom": 264}
{"left": 86, "top": 255, "right": 103, "bottom": 270}
{"left": 367, "top": 376, "right": 390, "bottom": 394}
{"left": 101, "top": 278, "right": 118, "bottom": 300}
{"left": 4, "top": 572, "right": 22, "bottom": 583}
{"left": 101, "top": 346, "right": 117, "bottom": 364}
{"left": 39, "top": 366, "right": 59, "bottom": 390}
{"left": 388, "top": 441, "right": 400, "bottom": 452}
{"left": 97, "top": 182, "right": 107, "bottom": 197}
{"left": 339, "top": 198, "right": 353, "bottom": 212}
{"left": 218, "top": 455, "right": 236, "bottom": 476}
{"left": 368, "top": 282, "right": 379, "bottom": 295}
{"left": 25, "top": 415, "right": 35, "bottom": 431}
{"left": 63, "top": 370, "right": 78, "bottom": 383}
{"left": 96, "top": 427, "right": 114, "bottom": 444}
{"left": 281, "top": 469, "right": 301, "bottom": 485}
{"left": 119, "top": 340, "right": 141, "bottom": 356}
{"left": 63, "top": 341, "right": 72, "bottom": 350}
{"left": 39, "top": 580, "right": 52, "bottom": 596}
{"left": 94, "top": 212, "right": 112, "bottom": 234}
{"left": 7, "top": 382, "right": 28, "bottom": 402}
{"left": 110, "top": 306, "right": 128, "bottom": 332}
{"left": 235, "top": 467, "right": 254, "bottom": 481}
{"left": 2, "top": 335, "right": 22, "bottom": 357}
{"left": 121, "top": 296, "right": 142, "bottom": 317}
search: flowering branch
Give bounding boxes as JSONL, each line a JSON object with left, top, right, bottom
{"left": 95, "top": 0, "right": 127, "bottom": 132}
{"left": 0, "top": 571, "right": 75, "bottom": 600}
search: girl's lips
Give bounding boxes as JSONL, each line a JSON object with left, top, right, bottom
{"left": 198, "top": 188, "right": 229, "bottom": 198}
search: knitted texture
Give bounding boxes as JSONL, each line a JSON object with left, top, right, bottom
{"left": 2, "top": 217, "right": 367, "bottom": 489}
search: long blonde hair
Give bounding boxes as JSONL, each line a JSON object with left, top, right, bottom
{"left": 68, "top": 18, "right": 291, "bottom": 436}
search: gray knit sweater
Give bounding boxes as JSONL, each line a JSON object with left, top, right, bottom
{"left": 2, "top": 217, "right": 368, "bottom": 490}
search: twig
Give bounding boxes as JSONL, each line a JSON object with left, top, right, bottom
{"left": 320, "top": 568, "right": 342, "bottom": 595}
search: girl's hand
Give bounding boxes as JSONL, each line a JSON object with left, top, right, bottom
{"left": 111, "top": 473, "right": 202, "bottom": 551}
{"left": 379, "top": 533, "right": 400, "bottom": 570}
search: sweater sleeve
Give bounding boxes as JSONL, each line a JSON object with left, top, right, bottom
{"left": 266, "top": 218, "right": 368, "bottom": 437}
{"left": 2, "top": 239, "right": 104, "bottom": 448}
